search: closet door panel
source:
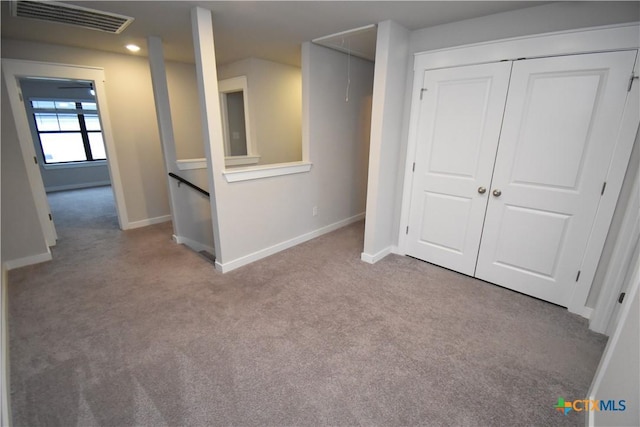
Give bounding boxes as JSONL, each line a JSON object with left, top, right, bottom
{"left": 475, "top": 51, "right": 637, "bottom": 306}
{"left": 406, "top": 62, "right": 512, "bottom": 275}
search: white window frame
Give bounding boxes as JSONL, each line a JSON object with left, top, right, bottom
{"left": 218, "top": 76, "right": 259, "bottom": 167}
{"left": 28, "top": 98, "right": 107, "bottom": 166}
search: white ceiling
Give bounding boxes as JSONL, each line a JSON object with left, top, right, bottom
{"left": 1, "top": 1, "right": 552, "bottom": 67}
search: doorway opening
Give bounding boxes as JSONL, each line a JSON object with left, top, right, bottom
{"left": 2, "top": 60, "right": 129, "bottom": 251}
{"left": 19, "top": 77, "right": 119, "bottom": 237}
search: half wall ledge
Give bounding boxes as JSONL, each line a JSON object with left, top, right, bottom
{"left": 223, "top": 161, "right": 312, "bottom": 183}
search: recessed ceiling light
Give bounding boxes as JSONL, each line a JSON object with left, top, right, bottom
{"left": 126, "top": 44, "right": 141, "bottom": 53}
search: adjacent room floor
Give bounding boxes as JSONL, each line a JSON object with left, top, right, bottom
{"left": 8, "top": 187, "right": 607, "bottom": 426}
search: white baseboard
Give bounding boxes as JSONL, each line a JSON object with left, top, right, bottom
{"left": 570, "top": 304, "right": 594, "bottom": 320}
{"left": 361, "top": 246, "right": 393, "bottom": 264}
{"left": 217, "top": 212, "right": 365, "bottom": 273}
{"left": 45, "top": 181, "right": 111, "bottom": 193}
{"left": 581, "top": 306, "right": 594, "bottom": 320}
{"left": 173, "top": 235, "right": 215, "bottom": 255}
{"left": 124, "top": 215, "right": 172, "bottom": 230}
{"left": 4, "top": 249, "right": 52, "bottom": 270}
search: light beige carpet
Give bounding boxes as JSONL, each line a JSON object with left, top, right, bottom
{"left": 8, "top": 186, "right": 606, "bottom": 426}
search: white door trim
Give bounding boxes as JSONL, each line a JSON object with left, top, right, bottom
{"left": 399, "top": 23, "right": 640, "bottom": 318}
{"left": 2, "top": 59, "right": 129, "bottom": 234}
{"left": 412, "top": 23, "right": 639, "bottom": 72}
{"left": 589, "top": 156, "right": 640, "bottom": 334}
{"left": 569, "top": 55, "right": 639, "bottom": 315}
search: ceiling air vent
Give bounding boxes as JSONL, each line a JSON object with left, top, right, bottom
{"left": 10, "top": 0, "right": 134, "bottom": 34}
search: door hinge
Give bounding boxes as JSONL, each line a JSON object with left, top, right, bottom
{"left": 48, "top": 213, "right": 52, "bottom": 221}
{"left": 406, "top": 226, "right": 409, "bottom": 234}
{"left": 601, "top": 181, "right": 607, "bottom": 195}
{"left": 419, "top": 88, "right": 427, "bottom": 100}
{"left": 412, "top": 162, "right": 415, "bottom": 172}
{"left": 18, "top": 91, "right": 23, "bottom": 102}
{"left": 628, "top": 74, "right": 638, "bottom": 92}
{"left": 618, "top": 292, "right": 626, "bottom": 303}
{"left": 33, "top": 156, "right": 38, "bottom": 164}
{"left": 575, "top": 270, "right": 581, "bottom": 282}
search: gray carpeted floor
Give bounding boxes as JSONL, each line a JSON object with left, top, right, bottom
{"left": 8, "top": 186, "right": 607, "bottom": 426}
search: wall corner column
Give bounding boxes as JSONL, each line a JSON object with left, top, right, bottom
{"left": 190, "top": 6, "right": 225, "bottom": 267}
{"left": 362, "top": 20, "right": 411, "bottom": 263}
{"left": 147, "top": 36, "right": 183, "bottom": 239}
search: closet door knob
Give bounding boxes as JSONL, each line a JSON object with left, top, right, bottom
{"left": 492, "top": 189, "right": 502, "bottom": 197}
{"left": 477, "top": 186, "right": 487, "bottom": 194}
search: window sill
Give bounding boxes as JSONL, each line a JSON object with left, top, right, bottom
{"left": 176, "top": 159, "right": 313, "bottom": 182}
{"left": 42, "top": 160, "right": 107, "bottom": 170}
{"left": 225, "top": 155, "right": 261, "bottom": 166}
{"left": 176, "top": 158, "right": 207, "bottom": 170}
{"left": 223, "top": 161, "right": 312, "bottom": 183}
{"left": 176, "top": 155, "right": 262, "bottom": 170}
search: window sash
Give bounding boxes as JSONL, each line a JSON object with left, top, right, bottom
{"left": 30, "top": 99, "right": 105, "bottom": 165}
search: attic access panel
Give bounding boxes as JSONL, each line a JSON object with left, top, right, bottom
{"left": 312, "top": 24, "right": 377, "bottom": 62}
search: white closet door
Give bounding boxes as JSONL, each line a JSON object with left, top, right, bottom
{"left": 475, "top": 51, "right": 637, "bottom": 307}
{"left": 406, "top": 62, "right": 512, "bottom": 275}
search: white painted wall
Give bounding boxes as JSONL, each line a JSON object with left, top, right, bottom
{"left": 1, "top": 77, "right": 50, "bottom": 266}
{"left": 1, "top": 87, "right": 12, "bottom": 422}
{"left": 1, "top": 267, "right": 9, "bottom": 427}
{"left": 410, "top": 1, "right": 639, "bottom": 53}
{"left": 166, "top": 63, "right": 204, "bottom": 160}
{"left": 362, "top": 20, "right": 410, "bottom": 263}
{"left": 304, "top": 42, "right": 372, "bottom": 238}
{"left": 38, "top": 166, "right": 110, "bottom": 193}
{"left": 588, "top": 254, "right": 639, "bottom": 427}
{"left": 206, "top": 42, "right": 373, "bottom": 270}
{"left": 171, "top": 168, "right": 214, "bottom": 254}
{"left": 218, "top": 57, "right": 302, "bottom": 165}
{"left": 589, "top": 133, "right": 640, "bottom": 308}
